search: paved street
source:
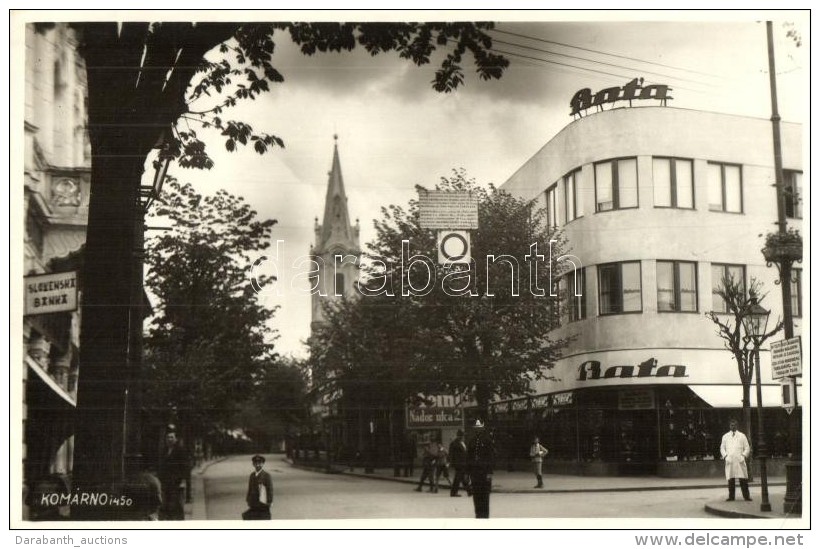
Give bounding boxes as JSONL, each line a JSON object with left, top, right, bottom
{"left": 196, "top": 454, "right": 726, "bottom": 521}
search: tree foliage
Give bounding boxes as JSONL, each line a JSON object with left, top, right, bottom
{"left": 310, "top": 169, "right": 572, "bottom": 416}
{"left": 143, "top": 178, "right": 278, "bottom": 437}
{"left": 705, "top": 276, "right": 783, "bottom": 437}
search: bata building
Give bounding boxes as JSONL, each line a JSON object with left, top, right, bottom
{"left": 495, "top": 81, "right": 804, "bottom": 475}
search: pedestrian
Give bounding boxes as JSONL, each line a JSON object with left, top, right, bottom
{"left": 529, "top": 436, "right": 548, "bottom": 488}
{"left": 414, "top": 437, "right": 440, "bottom": 493}
{"left": 242, "top": 454, "right": 274, "bottom": 520}
{"left": 720, "top": 418, "right": 752, "bottom": 502}
{"left": 435, "top": 442, "right": 451, "bottom": 490}
{"left": 466, "top": 419, "right": 494, "bottom": 518}
{"left": 448, "top": 429, "right": 470, "bottom": 497}
{"left": 158, "top": 429, "right": 190, "bottom": 520}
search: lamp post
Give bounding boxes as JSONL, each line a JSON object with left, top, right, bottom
{"left": 123, "top": 144, "right": 172, "bottom": 473}
{"left": 742, "top": 300, "right": 772, "bottom": 513}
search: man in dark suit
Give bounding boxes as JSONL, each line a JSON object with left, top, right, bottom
{"left": 243, "top": 455, "right": 273, "bottom": 520}
{"left": 466, "top": 420, "right": 494, "bottom": 519}
{"left": 157, "top": 430, "right": 190, "bottom": 520}
{"left": 449, "top": 429, "right": 469, "bottom": 497}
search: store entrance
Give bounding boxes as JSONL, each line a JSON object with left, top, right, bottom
{"left": 615, "top": 409, "right": 658, "bottom": 475}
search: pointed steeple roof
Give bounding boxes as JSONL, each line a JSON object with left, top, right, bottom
{"left": 319, "top": 135, "right": 354, "bottom": 249}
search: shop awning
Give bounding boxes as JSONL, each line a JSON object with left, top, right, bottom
{"left": 26, "top": 356, "right": 76, "bottom": 407}
{"left": 689, "top": 384, "right": 803, "bottom": 409}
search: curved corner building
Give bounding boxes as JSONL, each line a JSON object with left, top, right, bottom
{"left": 497, "top": 105, "right": 803, "bottom": 475}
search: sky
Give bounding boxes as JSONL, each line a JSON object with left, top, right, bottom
{"left": 144, "top": 13, "right": 808, "bottom": 360}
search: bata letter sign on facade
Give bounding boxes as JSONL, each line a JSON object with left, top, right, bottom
{"left": 570, "top": 77, "right": 673, "bottom": 118}
{"left": 24, "top": 271, "right": 79, "bottom": 315}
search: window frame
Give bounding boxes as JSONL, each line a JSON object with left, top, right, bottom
{"left": 563, "top": 169, "right": 582, "bottom": 223}
{"left": 594, "top": 157, "right": 640, "bottom": 213}
{"left": 558, "top": 267, "right": 587, "bottom": 324}
{"left": 597, "top": 261, "right": 643, "bottom": 316}
{"left": 652, "top": 156, "right": 695, "bottom": 210}
{"left": 784, "top": 170, "right": 803, "bottom": 219}
{"left": 710, "top": 263, "right": 746, "bottom": 314}
{"left": 656, "top": 260, "right": 699, "bottom": 313}
{"left": 707, "top": 161, "right": 744, "bottom": 214}
{"left": 545, "top": 183, "right": 559, "bottom": 230}
{"left": 790, "top": 268, "right": 802, "bottom": 318}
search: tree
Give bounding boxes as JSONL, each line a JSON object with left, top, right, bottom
{"left": 143, "top": 178, "right": 278, "bottom": 453}
{"left": 706, "top": 276, "right": 783, "bottom": 438}
{"left": 233, "top": 356, "right": 310, "bottom": 453}
{"left": 311, "top": 169, "right": 572, "bottom": 423}
{"left": 65, "top": 21, "right": 509, "bottom": 494}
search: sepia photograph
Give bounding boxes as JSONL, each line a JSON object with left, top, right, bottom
{"left": 9, "top": 9, "right": 810, "bottom": 538}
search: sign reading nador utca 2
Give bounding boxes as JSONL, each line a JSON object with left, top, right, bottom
{"left": 770, "top": 337, "right": 802, "bottom": 379}
{"left": 25, "top": 271, "right": 79, "bottom": 315}
{"left": 406, "top": 394, "right": 464, "bottom": 429}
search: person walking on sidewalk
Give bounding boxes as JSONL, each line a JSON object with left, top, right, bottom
{"left": 158, "top": 430, "right": 190, "bottom": 520}
{"left": 415, "top": 437, "right": 441, "bottom": 493}
{"left": 243, "top": 455, "right": 274, "bottom": 520}
{"left": 466, "top": 420, "right": 494, "bottom": 519}
{"left": 529, "top": 436, "right": 549, "bottom": 488}
{"left": 720, "top": 418, "right": 752, "bottom": 502}
{"left": 449, "top": 429, "right": 469, "bottom": 497}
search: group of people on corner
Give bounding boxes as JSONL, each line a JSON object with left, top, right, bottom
{"left": 412, "top": 420, "right": 498, "bottom": 519}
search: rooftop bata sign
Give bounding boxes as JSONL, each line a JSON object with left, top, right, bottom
{"left": 25, "top": 271, "right": 78, "bottom": 315}
{"left": 570, "top": 77, "right": 673, "bottom": 118}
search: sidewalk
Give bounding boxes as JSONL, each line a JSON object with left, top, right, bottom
{"left": 187, "top": 457, "right": 228, "bottom": 521}
{"left": 289, "top": 459, "right": 795, "bottom": 519}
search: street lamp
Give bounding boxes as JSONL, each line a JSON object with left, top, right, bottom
{"left": 742, "top": 300, "right": 772, "bottom": 513}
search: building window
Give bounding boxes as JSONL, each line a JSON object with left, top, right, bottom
{"left": 558, "top": 267, "right": 586, "bottom": 323}
{"left": 790, "top": 269, "right": 802, "bottom": 317}
{"left": 653, "top": 157, "right": 694, "bottom": 209}
{"left": 595, "top": 158, "right": 638, "bottom": 212}
{"left": 564, "top": 170, "right": 582, "bottom": 222}
{"left": 598, "top": 261, "right": 642, "bottom": 315}
{"left": 784, "top": 170, "right": 802, "bottom": 219}
{"left": 707, "top": 162, "right": 743, "bottom": 213}
{"left": 711, "top": 263, "right": 745, "bottom": 313}
{"left": 335, "top": 273, "right": 345, "bottom": 296}
{"left": 656, "top": 261, "right": 698, "bottom": 312}
{"left": 545, "top": 184, "right": 559, "bottom": 229}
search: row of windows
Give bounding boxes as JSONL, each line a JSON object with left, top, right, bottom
{"left": 554, "top": 262, "right": 802, "bottom": 322}
{"left": 542, "top": 158, "right": 802, "bottom": 227}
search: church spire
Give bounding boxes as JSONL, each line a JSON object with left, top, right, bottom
{"left": 318, "top": 135, "right": 354, "bottom": 250}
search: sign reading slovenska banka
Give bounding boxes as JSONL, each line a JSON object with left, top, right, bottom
{"left": 25, "top": 271, "right": 78, "bottom": 315}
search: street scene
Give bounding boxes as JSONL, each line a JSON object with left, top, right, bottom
{"left": 13, "top": 11, "right": 807, "bottom": 533}
{"left": 193, "top": 454, "right": 782, "bottom": 521}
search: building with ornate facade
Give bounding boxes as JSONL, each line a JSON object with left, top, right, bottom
{"left": 22, "top": 23, "right": 90, "bottom": 507}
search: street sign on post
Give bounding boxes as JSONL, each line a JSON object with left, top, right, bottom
{"left": 437, "top": 230, "right": 471, "bottom": 264}
{"left": 770, "top": 337, "right": 802, "bottom": 379}
{"left": 418, "top": 189, "right": 479, "bottom": 230}
{"left": 781, "top": 378, "right": 796, "bottom": 414}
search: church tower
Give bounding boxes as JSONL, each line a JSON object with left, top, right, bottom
{"left": 310, "top": 136, "right": 360, "bottom": 334}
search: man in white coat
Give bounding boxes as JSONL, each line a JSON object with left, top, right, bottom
{"left": 720, "top": 418, "right": 752, "bottom": 501}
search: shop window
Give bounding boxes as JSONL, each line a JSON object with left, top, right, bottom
{"left": 790, "top": 269, "right": 802, "bottom": 318}
{"left": 563, "top": 169, "right": 582, "bottom": 222}
{"left": 595, "top": 158, "right": 638, "bottom": 212}
{"left": 558, "top": 267, "right": 586, "bottom": 323}
{"left": 653, "top": 157, "right": 694, "bottom": 209}
{"left": 711, "top": 263, "right": 745, "bottom": 313}
{"left": 707, "top": 162, "right": 743, "bottom": 213}
{"left": 545, "top": 183, "right": 559, "bottom": 229}
{"left": 784, "top": 170, "right": 802, "bottom": 219}
{"left": 656, "top": 261, "right": 698, "bottom": 312}
{"left": 598, "top": 261, "right": 642, "bottom": 315}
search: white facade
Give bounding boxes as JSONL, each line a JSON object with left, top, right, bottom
{"left": 501, "top": 106, "right": 803, "bottom": 404}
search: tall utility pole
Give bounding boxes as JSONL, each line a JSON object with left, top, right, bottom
{"left": 765, "top": 20, "right": 801, "bottom": 516}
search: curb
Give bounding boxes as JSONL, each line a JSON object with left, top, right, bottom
{"left": 703, "top": 502, "right": 775, "bottom": 519}
{"left": 286, "top": 459, "right": 785, "bottom": 494}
